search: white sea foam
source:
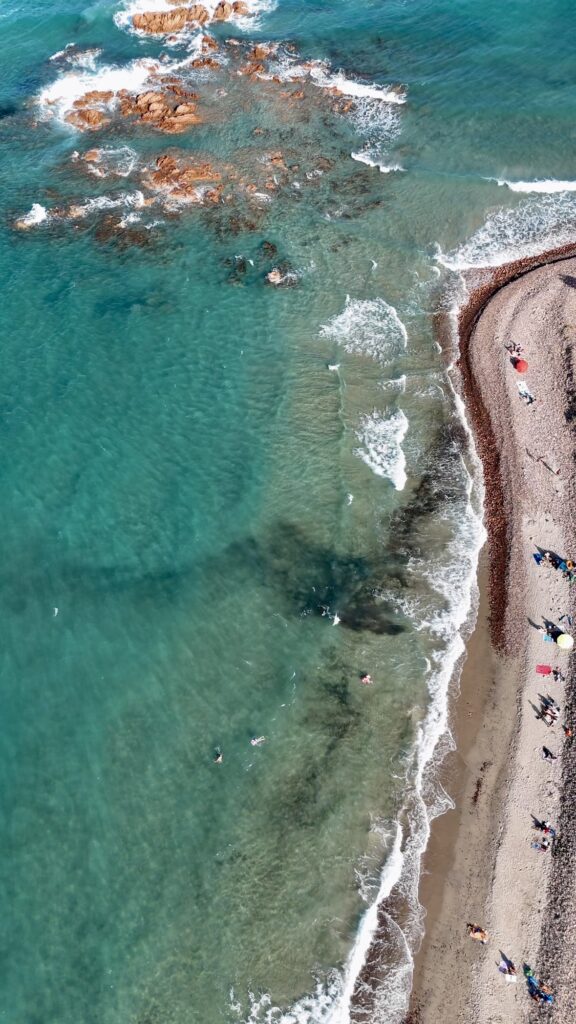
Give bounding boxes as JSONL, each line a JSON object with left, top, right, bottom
{"left": 354, "top": 409, "right": 408, "bottom": 489}
{"left": 351, "top": 152, "right": 404, "bottom": 173}
{"left": 437, "top": 192, "right": 576, "bottom": 269}
{"left": 68, "top": 190, "right": 146, "bottom": 218}
{"left": 38, "top": 58, "right": 157, "bottom": 123}
{"left": 81, "top": 146, "right": 139, "bottom": 178}
{"left": 50, "top": 45, "right": 103, "bottom": 70}
{"left": 320, "top": 297, "right": 408, "bottom": 363}
{"left": 17, "top": 203, "right": 49, "bottom": 227}
{"left": 493, "top": 177, "right": 576, "bottom": 193}
{"left": 307, "top": 64, "right": 405, "bottom": 104}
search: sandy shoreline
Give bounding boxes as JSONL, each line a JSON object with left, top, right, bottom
{"left": 406, "top": 246, "right": 576, "bottom": 1022}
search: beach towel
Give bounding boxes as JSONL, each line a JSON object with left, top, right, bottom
{"left": 536, "top": 664, "right": 552, "bottom": 675}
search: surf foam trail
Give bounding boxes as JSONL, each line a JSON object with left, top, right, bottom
{"left": 493, "top": 178, "right": 576, "bottom": 193}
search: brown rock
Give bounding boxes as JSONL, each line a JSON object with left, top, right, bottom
{"left": 291, "top": 90, "right": 305, "bottom": 100}
{"left": 188, "top": 4, "right": 210, "bottom": 23}
{"left": 191, "top": 56, "right": 220, "bottom": 69}
{"left": 251, "top": 44, "right": 269, "bottom": 60}
{"left": 174, "top": 102, "right": 197, "bottom": 114}
{"left": 65, "top": 108, "right": 109, "bottom": 130}
{"left": 202, "top": 34, "right": 219, "bottom": 51}
{"left": 239, "top": 61, "right": 265, "bottom": 77}
{"left": 268, "top": 151, "right": 285, "bottom": 168}
{"left": 205, "top": 185, "right": 223, "bottom": 204}
{"left": 73, "top": 90, "right": 114, "bottom": 108}
{"left": 213, "top": 1, "right": 233, "bottom": 20}
{"left": 232, "top": 1, "right": 250, "bottom": 13}
{"left": 160, "top": 112, "right": 202, "bottom": 132}
{"left": 132, "top": 9, "right": 188, "bottom": 33}
{"left": 136, "top": 90, "right": 163, "bottom": 108}
{"left": 83, "top": 149, "right": 101, "bottom": 162}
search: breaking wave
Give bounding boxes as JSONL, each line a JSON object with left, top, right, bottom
{"left": 320, "top": 297, "right": 408, "bottom": 363}
{"left": 354, "top": 408, "right": 409, "bottom": 490}
{"left": 437, "top": 192, "right": 576, "bottom": 269}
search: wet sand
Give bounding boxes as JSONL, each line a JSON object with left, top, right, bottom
{"left": 407, "top": 248, "right": 576, "bottom": 1022}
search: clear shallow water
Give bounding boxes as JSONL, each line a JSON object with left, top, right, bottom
{"left": 1, "top": 1, "right": 575, "bottom": 1022}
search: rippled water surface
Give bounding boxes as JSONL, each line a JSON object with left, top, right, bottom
{"left": 1, "top": 1, "right": 575, "bottom": 1022}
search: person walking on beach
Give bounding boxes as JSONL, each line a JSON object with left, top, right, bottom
{"left": 542, "top": 746, "right": 558, "bottom": 761}
{"left": 467, "top": 923, "right": 489, "bottom": 944}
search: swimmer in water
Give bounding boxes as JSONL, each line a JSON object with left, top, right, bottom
{"left": 360, "top": 673, "right": 373, "bottom": 685}
{"left": 250, "top": 736, "right": 266, "bottom": 747}
{"left": 213, "top": 749, "right": 223, "bottom": 764}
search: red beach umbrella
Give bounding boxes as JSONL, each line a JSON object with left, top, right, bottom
{"left": 512, "top": 357, "right": 529, "bottom": 373}
{"left": 536, "top": 664, "right": 552, "bottom": 675}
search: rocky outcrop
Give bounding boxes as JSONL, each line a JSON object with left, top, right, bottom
{"left": 232, "top": 1, "right": 251, "bottom": 12}
{"left": 143, "top": 153, "right": 223, "bottom": 202}
{"left": 191, "top": 56, "right": 220, "bottom": 70}
{"left": 132, "top": 4, "right": 209, "bottom": 33}
{"left": 65, "top": 108, "right": 109, "bottom": 130}
{"left": 119, "top": 87, "right": 202, "bottom": 133}
{"left": 213, "top": 2, "right": 233, "bottom": 20}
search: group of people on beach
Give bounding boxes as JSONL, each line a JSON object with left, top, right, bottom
{"left": 534, "top": 548, "right": 576, "bottom": 584}
{"left": 466, "top": 929, "right": 554, "bottom": 1001}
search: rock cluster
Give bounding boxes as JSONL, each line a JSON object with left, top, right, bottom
{"left": 119, "top": 86, "right": 202, "bottom": 132}
{"left": 132, "top": 0, "right": 250, "bottom": 33}
{"left": 143, "top": 153, "right": 223, "bottom": 203}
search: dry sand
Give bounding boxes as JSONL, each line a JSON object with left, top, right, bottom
{"left": 406, "top": 253, "right": 576, "bottom": 1022}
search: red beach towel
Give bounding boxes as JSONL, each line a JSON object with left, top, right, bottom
{"left": 536, "top": 664, "right": 552, "bottom": 675}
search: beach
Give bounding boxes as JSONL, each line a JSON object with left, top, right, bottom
{"left": 408, "top": 252, "right": 576, "bottom": 1021}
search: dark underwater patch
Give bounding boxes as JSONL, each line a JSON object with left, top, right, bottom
{"left": 225, "top": 520, "right": 408, "bottom": 636}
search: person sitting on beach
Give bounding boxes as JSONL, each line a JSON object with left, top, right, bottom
{"left": 531, "top": 837, "right": 551, "bottom": 852}
{"left": 506, "top": 341, "right": 523, "bottom": 356}
{"left": 466, "top": 923, "right": 489, "bottom": 944}
{"left": 552, "top": 666, "right": 565, "bottom": 683}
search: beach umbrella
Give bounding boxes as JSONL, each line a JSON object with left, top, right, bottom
{"left": 536, "top": 664, "right": 552, "bottom": 675}
{"left": 512, "top": 357, "right": 529, "bottom": 373}
{"left": 556, "top": 633, "right": 574, "bottom": 650}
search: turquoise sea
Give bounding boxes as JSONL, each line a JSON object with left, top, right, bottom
{"left": 2, "top": 1, "right": 576, "bottom": 1022}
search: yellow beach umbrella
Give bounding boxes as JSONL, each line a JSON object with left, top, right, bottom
{"left": 557, "top": 633, "right": 574, "bottom": 650}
